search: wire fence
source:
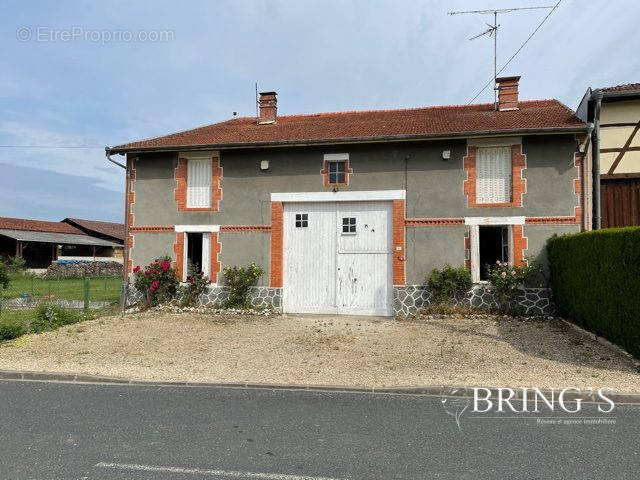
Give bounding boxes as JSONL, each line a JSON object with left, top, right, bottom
{"left": 0, "top": 274, "right": 122, "bottom": 312}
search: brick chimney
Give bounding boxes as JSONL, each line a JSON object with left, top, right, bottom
{"left": 495, "top": 76, "right": 520, "bottom": 111}
{"left": 258, "top": 91, "right": 277, "bottom": 124}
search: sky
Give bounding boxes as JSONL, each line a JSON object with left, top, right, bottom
{"left": 2, "top": 0, "right": 639, "bottom": 223}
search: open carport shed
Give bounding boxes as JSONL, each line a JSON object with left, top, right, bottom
{"left": 0, "top": 217, "right": 121, "bottom": 268}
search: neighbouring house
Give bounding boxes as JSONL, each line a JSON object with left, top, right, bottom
{"left": 577, "top": 83, "right": 640, "bottom": 228}
{"left": 0, "top": 216, "right": 124, "bottom": 268}
{"left": 108, "top": 75, "right": 589, "bottom": 316}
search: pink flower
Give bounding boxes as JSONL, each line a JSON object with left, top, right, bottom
{"left": 501, "top": 271, "right": 507, "bottom": 278}
{"left": 150, "top": 280, "right": 159, "bottom": 292}
{"left": 161, "top": 260, "right": 170, "bottom": 271}
{"left": 511, "top": 270, "right": 516, "bottom": 276}
{"left": 133, "top": 265, "right": 141, "bottom": 273}
{"left": 496, "top": 260, "right": 501, "bottom": 265}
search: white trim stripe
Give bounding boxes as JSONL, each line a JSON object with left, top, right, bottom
{"left": 465, "top": 216, "right": 525, "bottom": 225}
{"left": 271, "top": 190, "right": 405, "bottom": 202}
{"left": 323, "top": 153, "right": 349, "bottom": 161}
{"left": 175, "top": 225, "right": 220, "bottom": 232}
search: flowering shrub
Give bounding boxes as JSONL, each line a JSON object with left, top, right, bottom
{"left": 221, "top": 262, "right": 265, "bottom": 308}
{"left": 132, "top": 256, "right": 179, "bottom": 306}
{"left": 486, "top": 259, "right": 538, "bottom": 313}
{"left": 181, "top": 267, "right": 211, "bottom": 307}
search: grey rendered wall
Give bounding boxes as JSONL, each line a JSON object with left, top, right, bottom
{"left": 218, "top": 232, "right": 270, "bottom": 286}
{"left": 128, "top": 135, "right": 581, "bottom": 280}
{"left": 406, "top": 226, "right": 467, "bottom": 284}
{"left": 130, "top": 232, "right": 175, "bottom": 270}
{"left": 524, "top": 224, "right": 581, "bottom": 269}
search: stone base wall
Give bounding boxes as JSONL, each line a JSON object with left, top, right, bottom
{"left": 43, "top": 261, "right": 123, "bottom": 279}
{"left": 125, "top": 285, "right": 282, "bottom": 311}
{"left": 393, "top": 285, "right": 554, "bottom": 317}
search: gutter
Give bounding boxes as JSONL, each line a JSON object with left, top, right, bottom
{"left": 106, "top": 126, "right": 588, "bottom": 156}
{"left": 591, "top": 90, "right": 604, "bottom": 230}
{"left": 105, "top": 148, "right": 129, "bottom": 314}
{"left": 580, "top": 123, "right": 594, "bottom": 230}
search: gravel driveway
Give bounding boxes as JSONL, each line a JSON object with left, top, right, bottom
{"left": 1, "top": 312, "right": 639, "bottom": 391}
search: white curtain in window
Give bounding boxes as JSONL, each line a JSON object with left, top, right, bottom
{"left": 476, "top": 147, "right": 511, "bottom": 204}
{"left": 187, "top": 158, "right": 212, "bottom": 208}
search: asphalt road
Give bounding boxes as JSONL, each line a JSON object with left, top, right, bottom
{"left": 0, "top": 380, "right": 638, "bottom": 480}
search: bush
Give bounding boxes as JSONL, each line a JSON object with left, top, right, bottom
{"left": 0, "top": 263, "right": 9, "bottom": 290}
{"left": 132, "top": 256, "right": 179, "bottom": 306}
{"left": 0, "top": 318, "right": 26, "bottom": 340}
{"left": 426, "top": 265, "right": 472, "bottom": 305}
{"left": 486, "top": 260, "right": 539, "bottom": 314}
{"left": 222, "top": 263, "right": 265, "bottom": 308}
{"left": 31, "top": 304, "right": 85, "bottom": 332}
{"left": 181, "top": 268, "right": 211, "bottom": 307}
{"left": 547, "top": 227, "right": 640, "bottom": 358}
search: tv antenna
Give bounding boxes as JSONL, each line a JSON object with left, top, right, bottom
{"left": 448, "top": 6, "right": 556, "bottom": 109}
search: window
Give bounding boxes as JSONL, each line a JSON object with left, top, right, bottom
{"left": 187, "top": 158, "right": 212, "bottom": 208}
{"left": 342, "top": 217, "right": 356, "bottom": 234}
{"left": 328, "top": 161, "right": 346, "bottom": 184}
{"left": 295, "top": 213, "right": 308, "bottom": 228}
{"left": 476, "top": 147, "right": 511, "bottom": 204}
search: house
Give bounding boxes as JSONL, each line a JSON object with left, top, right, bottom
{"left": 576, "top": 83, "right": 640, "bottom": 228}
{"left": 0, "top": 216, "right": 124, "bottom": 269}
{"left": 107, "top": 75, "right": 588, "bottom": 316}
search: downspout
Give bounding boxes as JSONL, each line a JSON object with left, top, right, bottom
{"left": 106, "top": 148, "right": 129, "bottom": 314}
{"left": 581, "top": 123, "right": 594, "bottom": 230}
{"left": 592, "top": 90, "right": 604, "bottom": 229}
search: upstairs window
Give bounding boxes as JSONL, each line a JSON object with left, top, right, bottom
{"left": 187, "top": 158, "right": 212, "bottom": 208}
{"left": 476, "top": 146, "right": 511, "bottom": 204}
{"left": 328, "top": 161, "right": 346, "bottom": 184}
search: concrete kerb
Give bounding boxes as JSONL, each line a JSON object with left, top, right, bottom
{"left": 1, "top": 370, "right": 639, "bottom": 404}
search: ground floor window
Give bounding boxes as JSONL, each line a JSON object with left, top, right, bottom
{"left": 478, "top": 225, "right": 510, "bottom": 280}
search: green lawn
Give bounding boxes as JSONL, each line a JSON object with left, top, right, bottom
{"left": 2, "top": 274, "right": 122, "bottom": 302}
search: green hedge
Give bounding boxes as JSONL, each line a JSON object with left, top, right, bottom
{"left": 547, "top": 227, "right": 640, "bottom": 358}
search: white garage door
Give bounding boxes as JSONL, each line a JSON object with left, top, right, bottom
{"left": 283, "top": 201, "right": 393, "bottom": 316}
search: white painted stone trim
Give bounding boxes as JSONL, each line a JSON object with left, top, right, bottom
{"left": 271, "top": 190, "right": 405, "bottom": 202}
{"left": 181, "top": 150, "right": 219, "bottom": 160}
{"left": 468, "top": 136, "right": 521, "bottom": 147}
{"left": 175, "top": 225, "right": 220, "bottom": 232}
{"left": 464, "top": 216, "right": 525, "bottom": 226}
{"left": 323, "top": 153, "right": 349, "bottom": 161}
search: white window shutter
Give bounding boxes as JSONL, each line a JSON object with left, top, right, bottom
{"left": 476, "top": 147, "right": 511, "bottom": 203}
{"left": 187, "top": 158, "right": 212, "bottom": 208}
{"left": 201, "top": 233, "right": 211, "bottom": 281}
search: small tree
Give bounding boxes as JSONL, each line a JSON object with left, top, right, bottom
{"left": 132, "top": 256, "right": 179, "bottom": 306}
{"left": 221, "top": 263, "right": 265, "bottom": 308}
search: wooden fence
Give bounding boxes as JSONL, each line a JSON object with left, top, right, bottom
{"left": 601, "top": 177, "right": 640, "bottom": 228}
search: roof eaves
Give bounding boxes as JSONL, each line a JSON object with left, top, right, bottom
{"left": 108, "top": 126, "right": 587, "bottom": 155}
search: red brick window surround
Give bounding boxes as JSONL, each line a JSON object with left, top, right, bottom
{"left": 173, "top": 231, "right": 221, "bottom": 283}
{"left": 175, "top": 153, "right": 223, "bottom": 211}
{"left": 321, "top": 153, "right": 353, "bottom": 187}
{"left": 463, "top": 144, "right": 526, "bottom": 208}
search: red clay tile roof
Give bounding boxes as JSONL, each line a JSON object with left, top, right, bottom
{"left": 0, "top": 217, "right": 85, "bottom": 235}
{"left": 110, "top": 99, "right": 585, "bottom": 152}
{"left": 63, "top": 218, "right": 125, "bottom": 242}
{"left": 600, "top": 83, "right": 640, "bottom": 93}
